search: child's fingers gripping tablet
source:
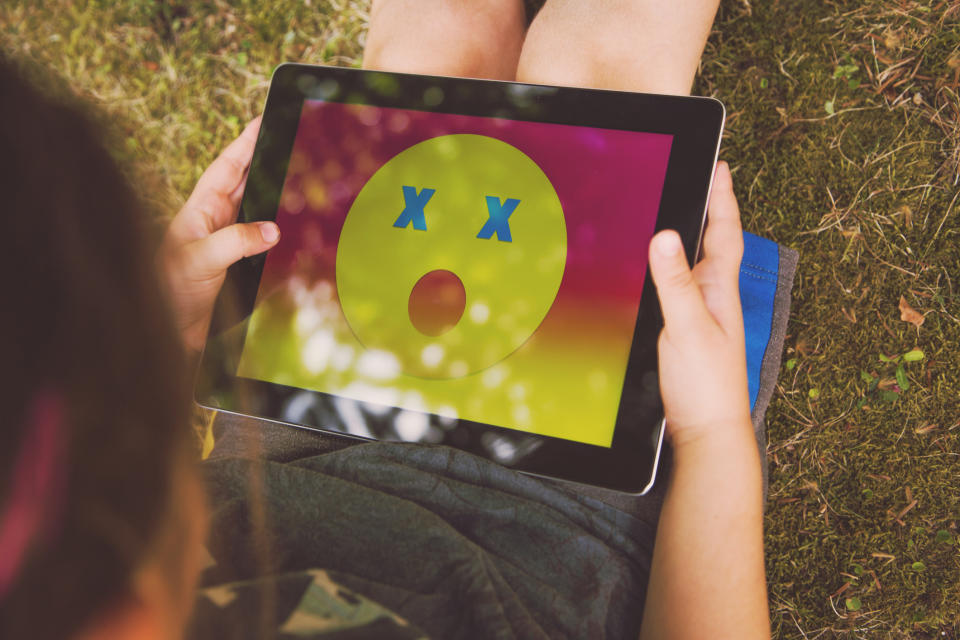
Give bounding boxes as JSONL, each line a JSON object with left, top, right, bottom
{"left": 160, "top": 117, "right": 280, "bottom": 353}
{"left": 696, "top": 161, "right": 745, "bottom": 335}
{"left": 649, "top": 161, "right": 752, "bottom": 447}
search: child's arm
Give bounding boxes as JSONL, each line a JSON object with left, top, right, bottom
{"left": 640, "top": 162, "right": 770, "bottom": 640}
{"left": 159, "top": 117, "right": 280, "bottom": 354}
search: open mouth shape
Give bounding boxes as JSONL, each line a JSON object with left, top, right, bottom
{"left": 407, "top": 269, "right": 466, "bottom": 337}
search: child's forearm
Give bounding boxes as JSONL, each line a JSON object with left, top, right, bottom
{"left": 640, "top": 424, "right": 770, "bottom": 640}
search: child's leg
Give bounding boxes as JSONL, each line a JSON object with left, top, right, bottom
{"left": 363, "top": 0, "right": 528, "bottom": 80}
{"left": 516, "top": 0, "right": 720, "bottom": 94}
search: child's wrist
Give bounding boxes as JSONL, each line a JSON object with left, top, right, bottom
{"left": 667, "top": 423, "right": 765, "bottom": 516}
{"left": 668, "top": 417, "right": 758, "bottom": 464}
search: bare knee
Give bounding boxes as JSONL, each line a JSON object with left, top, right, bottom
{"left": 517, "top": 1, "right": 715, "bottom": 94}
{"left": 516, "top": 17, "right": 601, "bottom": 89}
{"left": 364, "top": 0, "right": 527, "bottom": 80}
{"left": 518, "top": 20, "right": 685, "bottom": 93}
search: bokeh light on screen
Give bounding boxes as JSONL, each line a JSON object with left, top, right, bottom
{"left": 237, "top": 100, "right": 672, "bottom": 448}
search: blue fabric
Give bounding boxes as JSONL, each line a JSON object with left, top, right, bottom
{"left": 740, "top": 232, "right": 780, "bottom": 410}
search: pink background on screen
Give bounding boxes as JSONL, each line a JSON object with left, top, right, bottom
{"left": 240, "top": 100, "right": 674, "bottom": 445}
{"left": 259, "top": 100, "right": 674, "bottom": 322}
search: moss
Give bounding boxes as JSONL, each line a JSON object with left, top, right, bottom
{"left": 702, "top": 1, "right": 959, "bottom": 635}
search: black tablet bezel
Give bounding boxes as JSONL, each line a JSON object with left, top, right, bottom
{"left": 196, "top": 63, "right": 724, "bottom": 493}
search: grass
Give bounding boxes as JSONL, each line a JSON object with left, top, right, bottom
{"left": 3, "top": 0, "right": 959, "bottom": 637}
{"left": 699, "top": 2, "right": 960, "bottom": 637}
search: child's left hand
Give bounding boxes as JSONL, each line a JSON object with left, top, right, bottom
{"left": 160, "top": 117, "right": 280, "bottom": 354}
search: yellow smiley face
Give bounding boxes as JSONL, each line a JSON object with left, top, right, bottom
{"left": 336, "top": 134, "right": 567, "bottom": 379}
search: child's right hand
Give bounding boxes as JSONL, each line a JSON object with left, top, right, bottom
{"left": 647, "top": 161, "right": 753, "bottom": 449}
{"left": 159, "top": 117, "right": 280, "bottom": 355}
{"left": 643, "top": 163, "right": 769, "bottom": 640}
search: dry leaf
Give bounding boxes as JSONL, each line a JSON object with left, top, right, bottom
{"left": 899, "top": 296, "right": 925, "bottom": 328}
{"left": 877, "top": 378, "right": 898, "bottom": 391}
{"left": 896, "top": 204, "right": 913, "bottom": 228}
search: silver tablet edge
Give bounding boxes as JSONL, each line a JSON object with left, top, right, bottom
{"left": 636, "top": 97, "right": 726, "bottom": 496}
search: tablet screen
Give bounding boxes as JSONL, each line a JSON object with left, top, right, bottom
{"left": 235, "top": 99, "right": 673, "bottom": 448}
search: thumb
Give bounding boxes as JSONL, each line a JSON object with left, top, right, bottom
{"left": 648, "top": 230, "right": 711, "bottom": 337}
{"left": 186, "top": 221, "right": 280, "bottom": 277}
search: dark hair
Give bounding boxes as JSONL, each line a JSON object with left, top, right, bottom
{"left": 0, "top": 55, "right": 193, "bottom": 638}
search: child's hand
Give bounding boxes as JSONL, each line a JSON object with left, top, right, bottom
{"left": 160, "top": 117, "right": 280, "bottom": 354}
{"left": 648, "top": 162, "right": 752, "bottom": 449}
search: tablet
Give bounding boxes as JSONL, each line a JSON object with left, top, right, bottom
{"left": 196, "top": 63, "right": 724, "bottom": 493}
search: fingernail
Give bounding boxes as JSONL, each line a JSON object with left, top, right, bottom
{"left": 260, "top": 222, "right": 279, "bottom": 243}
{"left": 656, "top": 232, "right": 682, "bottom": 257}
{"left": 715, "top": 161, "right": 733, "bottom": 188}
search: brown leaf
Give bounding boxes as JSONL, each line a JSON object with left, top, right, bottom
{"left": 895, "top": 204, "right": 913, "bottom": 228}
{"left": 830, "top": 582, "right": 851, "bottom": 599}
{"left": 899, "top": 296, "right": 925, "bottom": 327}
{"left": 884, "top": 30, "right": 902, "bottom": 50}
{"left": 877, "top": 378, "right": 898, "bottom": 390}
{"left": 896, "top": 499, "right": 917, "bottom": 520}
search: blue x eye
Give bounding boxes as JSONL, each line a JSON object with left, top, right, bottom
{"left": 476, "top": 196, "right": 519, "bottom": 243}
{"left": 392, "top": 185, "right": 435, "bottom": 231}
{"left": 392, "top": 186, "right": 519, "bottom": 243}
